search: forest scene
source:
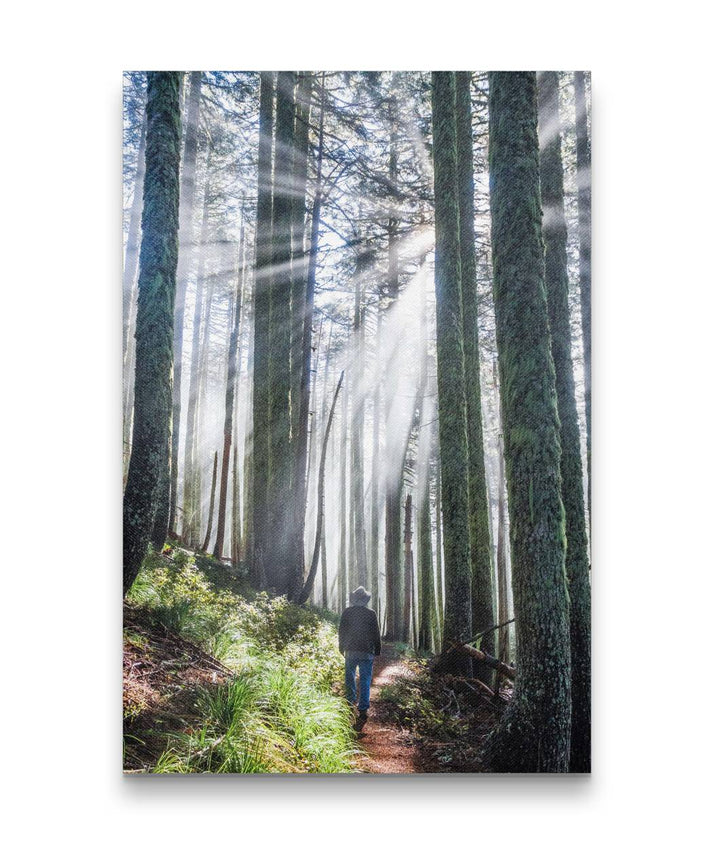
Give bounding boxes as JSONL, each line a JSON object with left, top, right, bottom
{"left": 122, "top": 69, "right": 591, "bottom": 775}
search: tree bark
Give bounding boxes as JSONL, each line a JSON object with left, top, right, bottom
{"left": 455, "top": 71, "right": 495, "bottom": 682}
{"left": 290, "top": 71, "right": 314, "bottom": 583}
{"left": 480, "top": 72, "right": 571, "bottom": 773}
{"left": 251, "top": 72, "right": 275, "bottom": 590}
{"left": 267, "top": 71, "right": 298, "bottom": 595}
{"left": 539, "top": 70, "right": 592, "bottom": 773}
{"left": 201, "top": 451, "right": 218, "bottom": 554}
{"left": 123, "top": 72, "right": 182, "bottom": 595}
{"left": 431, "top": 72, "right": 473, "bottom": 677}
{"left": 168, "top": 71, "right": 203, "bottom": 536}
{"left": 495, "top": 371, "right": 511, "bottom": 669}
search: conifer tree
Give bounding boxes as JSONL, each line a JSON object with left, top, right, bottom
{"left": 455, "top": 71, "right": 495, "bottom": 678}
{"left": 123, "top": 71, "right": 182, "bottom": 595}
{"left": 575, "top": 71, "right": 591, "bottom": 520}
{"left": 251, "top": 71, "right": 274, "bottom": 589}
{"left": 431, "top": 71, "right": 473, "bottom": 676}
{"left": 267, "top": 71, "right": 298, "bottom": 595}
{"left": 480, "top": 72, "right": 571, "bottom": 772}
{"left": 168, "top": 70, "right": 203, "bottom": 536}
{"left": 538, "top": 70, "right": 591, "bottom": 773}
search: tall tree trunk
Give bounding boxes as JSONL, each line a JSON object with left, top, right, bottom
{"left": 267, "top": 71, "right": 298, "bottom": 595}
{"left": 417, "top": 474, "right": 435, "bottom": 652}
{"left": 574, "top": 71, "right": 591, "bottom": 528}
{"left": 351, "top": 251, "right": 371, "bottom": 589}
{"left": 480, "top": 72, "right": 571, "bottom": 773}
{"left": 122, "top": 116, "right": 146, "bottom": 471}
{"left": 290, "top": 71, "right": 314, "bottom": 583}
{"left": 539, "top": 70, "right": 592, "bottom": 773}
{"left": 403, "top": 493, "right": 414, "bottom": 643}
{"left": 384, "top": 103, "right": 403, "bottom": 639}
{"left": 166, "top": 70, "right": 203, "bottom": 537}
{"left": 434, "top": 461, "right": 444, "bottom": 639}
{"left": 123, "top": 72, "right": 182, "bottom": 595}
{"left": 431, "top": 72, "right": 473, "bottom": 677}
{"left": 495, "top": 378, "right": 511, "bottom": 670}
{"left": 231, "top": 441, "right": 240, "bottom": 566}
{"left": 455, "top": 72, "right": 495, "bottom": 681}
{"left": 181, "top": 178, "right": 212, "bottom": 546}
{"left": 201, "top": 451, "right": 218, "bottom": 553}
{"left": 297, "top": 371, "right": 344, "bottom": 604}
{"left": 370, "top": 309, "right": 382, "bottom": 615}
{"left": 338, "top": 376, "right": 349, "bottom": 610}
{"left": 251, "top": 71, "right": 275, "bottom": 590}
{"left": 214, "top": 226, "right": 245, "bottom": 559}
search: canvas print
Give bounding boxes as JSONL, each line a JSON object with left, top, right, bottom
{"left": 122, "top": 71, "right": 591, "bottom": 774}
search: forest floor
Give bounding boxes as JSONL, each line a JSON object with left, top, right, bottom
{"left": 356, "top": 646, "right": 508, "bottom": 774}
{"left": 123, "top": 544, "right": 505, "bottom": 774}
{"left": 355, "top": 647, "right": 435, "bottom": 773}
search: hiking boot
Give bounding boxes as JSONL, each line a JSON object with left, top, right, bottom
{"left": 356, "top": 710, "right": 368, "bottom": 729}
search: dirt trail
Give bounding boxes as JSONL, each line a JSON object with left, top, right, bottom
{"left": 355, "top": 645, "right": 436, "bottom": 774}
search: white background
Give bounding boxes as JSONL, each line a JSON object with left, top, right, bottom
{"left": 1, "top": 2, "right": 718, "bottom": 853}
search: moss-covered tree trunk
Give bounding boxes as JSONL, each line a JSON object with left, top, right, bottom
{"left": 538, "top": 70, "right": 592, "bottom": 773}
{"left": 480, "top": 72, "right": 571, "bottom": 773}
{"left": 123, "top": 71, "right": 182, "bottom": 595}
{"left": 167, "top": 70, "right": 203, "bottom": 538}
{"left": 290, "top": 71, "right": 313, "bottom": 584}
{"left": 267, "top": 71, "right": 298, "bottom": 596}
{"left": 251, "top": 72, "right": 275, "bottom": 590}
{"left": 431, "top": 72, "right": 473, "bottom": 677}
{"left": 455, "top": 71, "right": 495, "bottom": 680}
{"left": 574, "top": 71, "right": 591, "bottom": 526}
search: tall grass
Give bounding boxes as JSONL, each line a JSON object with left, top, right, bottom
{"left": 126, "top": 547, "right": 360, "bottom": 774}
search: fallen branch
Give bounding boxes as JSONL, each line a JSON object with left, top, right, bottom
{"left": 460, "top": 617, "right": 515, "bottom": 648}
{"left": 450, "top": 642, "right": 516, "bottom": 681}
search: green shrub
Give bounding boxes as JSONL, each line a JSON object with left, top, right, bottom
{"left": 127, "top": 544, "right": 359, "bottom": 774}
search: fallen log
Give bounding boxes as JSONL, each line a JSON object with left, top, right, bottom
{"left": 451, "top": 642, "right": 516, "bottom": 680}
{"left": 460, "top": 617, "right": 515, "bottom": 648}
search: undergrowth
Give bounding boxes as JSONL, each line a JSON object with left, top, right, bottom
{"left": 124, "top": 545, "right": 357, "bottom": 774}
{"left": 379, "top": 658, "right": 503, "bottom": 771}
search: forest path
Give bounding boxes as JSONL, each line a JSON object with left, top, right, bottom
{"left": 355, "top": 645, "right": 435, "bottom": 774}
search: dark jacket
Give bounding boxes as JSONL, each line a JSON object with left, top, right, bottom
{"left": 338, "top": 605, "right": 381, "bottom": 656}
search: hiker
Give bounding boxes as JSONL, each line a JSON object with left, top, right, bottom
{"left": 339, "top": 586, "right": 382, "bottom": 728}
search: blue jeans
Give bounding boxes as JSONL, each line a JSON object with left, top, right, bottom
{"left": 344, "top": 651, "right": 374, "bottom": 712}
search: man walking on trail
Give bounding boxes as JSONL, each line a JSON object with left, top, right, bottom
{"left": 339, "top": 587, "right": 381, "bottom": 729}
